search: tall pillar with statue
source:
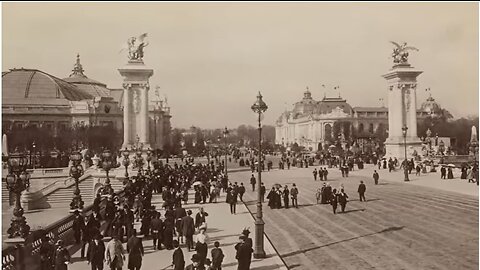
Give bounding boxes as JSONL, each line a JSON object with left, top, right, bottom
{"left": 119, "top": 33, "right": 153, "bottom": 151}
{"left": 383, "top": 42, "right": 423, "bottom": 159}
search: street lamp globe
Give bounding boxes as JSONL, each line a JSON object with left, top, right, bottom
{"left": 402, "top": 126, "right": 408, "bottom": 137}
{"left": 251, "top": 92, "right": 268, "bottom": 114}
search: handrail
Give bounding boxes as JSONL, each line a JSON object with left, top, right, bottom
{"left": 34, "top": 166, "right": 95, "bottom": 199}
{"left": 3, "top": 189, "right": 125, "bottom": 270}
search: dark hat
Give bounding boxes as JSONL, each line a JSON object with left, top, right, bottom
{"left": 242, "top": 228, "right": 250, "bottom": 236}
{"left": 191, "top": 254, "right": 200, "bottom": 262}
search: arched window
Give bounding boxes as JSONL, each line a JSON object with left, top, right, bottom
{"left": 369, "top": 123, "right": 374, "bottom": 134}
{"left": 358, "top": 123, "right": 364, "bottom": 133}
{"left": 324, "top": 124, "right": 332, "bottom": 142}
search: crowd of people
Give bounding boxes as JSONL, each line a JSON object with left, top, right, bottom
{"left": 38, "top": 156, "right": 261, "bottom": 270}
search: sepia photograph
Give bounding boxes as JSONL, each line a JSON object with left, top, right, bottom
{"left": 1, "top": 2, "right": 478, "bottom": 270}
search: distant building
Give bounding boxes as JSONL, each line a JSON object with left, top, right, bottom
{"left": 2, "top": 54, "right": 171, "bottom": 150}
{"left": 275, "top": 89, "right": 443, "bottom": 151}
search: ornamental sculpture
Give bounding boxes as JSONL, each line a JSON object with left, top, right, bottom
{"left": 390, "top": 41, "right": 419, "bottom": 64}
{"left": 125, "top": 33, "right": 149, "bottom": 61}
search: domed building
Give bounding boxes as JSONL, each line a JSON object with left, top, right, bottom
{"left": 276, "top": 88, "right": 437, "bottom": 151}
{"left": 419, "top": 93, "right": 446, "bottom": 118}
{"left": 2, "top": 54, "right": 171, "bottom": 150}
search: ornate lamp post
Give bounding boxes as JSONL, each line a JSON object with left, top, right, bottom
{"left": 69, "top": 150, "right": 84, "bottom": 211}
{"left": 251, "top": 91, "right": 268, "bottom": 259}
{"left": 122, "top": 149, "right": 130, "bottom": 179}
{"left": 146, "top": 149, "right": 152, "bottom": 171}
{"left": 5, "top": 151, "right": 31, "bottom": 240}
{"left": 223, "top": 127, "right": 229, "bottom": 177}
{"left": 135, "top": 150, "right": 144, "bottom": 173}
{"left": 402, "top": 125, "right": 409, "bottom": 182}
{"left": 101, "top": 149, "right": 114, "bottom": 196}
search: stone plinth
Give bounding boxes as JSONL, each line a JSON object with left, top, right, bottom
{"left": 383, "top": 63, "right": 423, "bottom": 159}
{"left": 118, "top": 60, "right": 154, "bottom": 150}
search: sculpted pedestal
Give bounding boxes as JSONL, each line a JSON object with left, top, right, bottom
{"left": 383, "top": 63, "right": 423, "bottom": 159}
{"left": 118, "top": 60, "right": 153, "bottom": 150}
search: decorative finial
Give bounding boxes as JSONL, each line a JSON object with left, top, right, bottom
{"left": 69, "top": 53, "right": 86, "bottom": 78}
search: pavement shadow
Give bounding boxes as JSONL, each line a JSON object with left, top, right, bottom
{"left": 243, "top": 200, "right": 257, "bottom": 206}
{"left": 207, "top": 227, "right": 224, "bottom": 234}
{"left": 251, "top": 265, "right": 285, "bottom": 270}
{"left": 209, "top": 233, "right": 239, "bottom": 241}
{"left": 289, "top": 264, "right": 302, "bottom": 269}
{"left": 281, "top": 226, "right": 405, "bottom": 258}
{"left": 297, "top": 203, "right": 315, "bottom": 208}
{"left": 339, "top": 208, "right": 366, "bottom": 214}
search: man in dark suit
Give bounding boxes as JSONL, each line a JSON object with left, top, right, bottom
{"left": 181, "top": 210, "right": 195, "bottom": 251}
{"left": 441, "top": 166, "right": 447, "bottom": 179}
{"left": 127, "top": 229, "right": 144, "bottom": 270}
{"left": 194, "top": 207, "right": 209, "bottom": 229}
{"left": 174, "top": 204, "right": 187, "bottom": 244}
{"left": 87, "top": 233, "right": 105, "bottom": 270}
{"left": 358, "top": 181, "right": 366, "bottom": 202}
{"left": 150, "top": 212, "right": 164, "bottom": 250}
{"left": 210, "top": 241, "right": 224, "bottom": 270}
{"left": 72, "top": 210, "right": 85, "bottom": 245}
{"left": 172, "top": 240, "right": 185, "bottom": 270}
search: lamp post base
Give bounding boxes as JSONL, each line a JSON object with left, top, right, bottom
{"left": 254, "top": 218, "right": 266, "bottom": 259}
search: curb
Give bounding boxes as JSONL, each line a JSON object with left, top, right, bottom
{"left": 240, "top": 201, "right": 289, "bottom": 270}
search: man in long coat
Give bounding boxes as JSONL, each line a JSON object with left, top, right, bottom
{"left": 181, "top": 210, "right": 195, "bottom": 251}
{"left": 127, "top": 229, "right": 144, "bottom": 270}
{"left": 172, "top": 240, "right": 185, "bottom": 270}
{"left": 87, "top": 233, "right": 105, "bottom": 270}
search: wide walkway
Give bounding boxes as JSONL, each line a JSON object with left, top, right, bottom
{"left": 357, "top": 163, "right": 479, "bottom": 197}
{"left": 69, "top": 193, "right": 287, "bottom": 270}
{"left": 231, "top": 164, "right": 478, "bottom": 270}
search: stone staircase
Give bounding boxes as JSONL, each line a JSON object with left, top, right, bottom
{"left": 43, "top": 177, "right": 124, "bottom": 208}
{"left": 2, "top": 181, "right": 12, "bottom": 207}
{"left": 44, "top": 177, "right": 95, "bottom": 208}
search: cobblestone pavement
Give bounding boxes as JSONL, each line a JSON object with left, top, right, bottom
{"left": 230, "top": 165, "right": 479, "bottom": 270}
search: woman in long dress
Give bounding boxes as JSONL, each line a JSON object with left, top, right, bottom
{"left": 266, "top": 188, "right": 276, "bottom": 209}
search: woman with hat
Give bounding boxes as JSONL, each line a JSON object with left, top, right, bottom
{"left": 53, "top": 240, "right": 71, "bottom": 270}
{"left": 195, "top": 224, "right": 208, "bottom": 269}
{"left": 241, "top": 228, "right": 252, "bottom": 248}
{"left": 235, "top": 235, "right": 253, "bottom": 270}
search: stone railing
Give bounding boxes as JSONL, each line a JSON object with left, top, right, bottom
{"left": 2, "top": 245, "right": 16, "bottom": 270}
{"left": 3, "top": 189, "right": 125, "bottom": 270}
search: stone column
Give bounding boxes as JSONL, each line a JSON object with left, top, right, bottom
{"left": 140, "top": 86, "right": 149, "bottom": 145}
{"left": 408, "top": 87, "right": 418, "bottom": 139}
{"left": 122, "top": 86, "right": 131, "bottom": 149}
{"left": 383, "top": 63, "right": 423, "bottom": 159}
{"left": 118, "top": 60, "right": 153, "bottom": 151}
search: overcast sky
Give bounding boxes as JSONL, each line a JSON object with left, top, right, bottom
{"left": 3, "top": 3, "right": 478, "bottom": 129}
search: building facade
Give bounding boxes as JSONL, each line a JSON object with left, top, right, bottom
{"left": 275, "top": 89, "right": 440, "bottom": 152}
{"left": 2, "top": 54, "right": 171, "bottom": 150}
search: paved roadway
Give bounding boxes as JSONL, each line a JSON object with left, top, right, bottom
{"left": 230, "top": 165, "right": 479, "bottom": 270}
